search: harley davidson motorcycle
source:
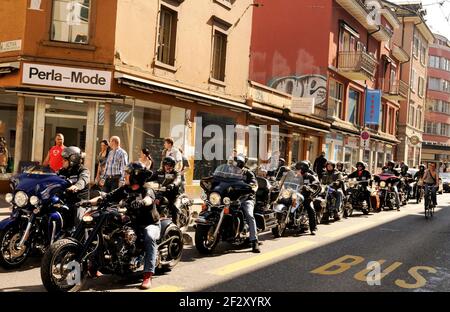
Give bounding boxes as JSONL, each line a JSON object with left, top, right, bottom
{"left": 374, "top": 171, "right": 400, "bottom": 210}
{"left": 271, "top": 170, "right": 322, "bottom": 237}
{"left": 319, "top": 181, "right": 345, "bottom": 223}
{"left": 40, "top": 196, "right": 183, "bottom": 292}
{"left": 345, "top": 178, "right": 373, "bottom": 216}
{"left": 194, "top": 164, "right": 278, "bottom": 254}
{"left": 0, "top": 166, "right": 72, "bottom": 269}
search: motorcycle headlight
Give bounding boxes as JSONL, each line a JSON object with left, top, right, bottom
{"left": 209, "top": 192, "right": 221, "bottom": 206}
{"left": 5, "top": 193, "right": 13, "bottom": 204}
{"left": 380, "top": 181, "right": 386, "bottom": 188}
{"left": 82, "top": 215, "right": 93, "bottom": 223}
{"left": 281, "top": 189, "right": 291, "bottom": 199}
{"left": 30, "top": 196, "right": 40, "bottom": 206}
{"left": 14, "top": 191, "right": 28, "bottom": 207}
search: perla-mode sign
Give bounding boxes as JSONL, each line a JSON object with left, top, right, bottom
{"left": 22, "top": 63, "right": 112, "bottom": 91}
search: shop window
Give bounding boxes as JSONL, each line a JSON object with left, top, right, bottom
{"left": 193, "top": 112, "right": 236, "bottom": 180}
{"left": 157, "top": 6, "right": 178, "bottom": 66}
{"left": 211, "top": 29, "right": 228, "bottom": 82}
{"left": 377, "top": 152, "right": 385, "bottom": 168}
{"left": 51, "top": 0, "right": 90, "bottom": 44}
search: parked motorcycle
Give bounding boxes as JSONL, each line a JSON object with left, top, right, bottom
{"left": 40, "top": 197, "right": 183, "bottom": 292}
{"left": 320, "top": 182, "right": 345, "bottom": 223}
{"left": 345, "top": 178, "right": 372, "bottom": 216}
{"left": 0, "top": 166, "right": 72, "bottom": 269}
{"left": 271, "top": 170, "right": 322, "bottom": 237}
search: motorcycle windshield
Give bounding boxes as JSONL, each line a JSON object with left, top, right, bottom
{"left": 13, "top": 167, "right": 68, "bottom": 195}
{"left": 213, "top": 164, "right": 244, "bottom": 181}
{"left": 281, "top": 171, "right": 302, "bottom": 193}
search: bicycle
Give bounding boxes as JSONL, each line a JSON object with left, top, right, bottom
{"left": 424, "top": 184, "right": 436, "bottom": 219}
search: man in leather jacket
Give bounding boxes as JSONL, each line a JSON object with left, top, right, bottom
{"left": 321, "top": 160, "right": 344, "bottom": 220}
{"left": 399, "top": 164, "right": 413, "bottom": 200}
{"left": 293, "top": 161, "right": 319, "bottom": 235}
{"left": 233, "top": 154, "right": 260, "bottom": 253}
{"left": 347, "top": 161, "right": 372, "bottom": 210}
{"left": 57, "top": 146, "right": 90, "bottom": 227}
{"left": 148, "top": 156, "right": 182, "bottom": 225}
{"left": 89, "top": 162, "right": 158, "bottom": 289}
{"left": 267, "top": 158, "right": 289, "bottom": 181}
{"left": 382, "top": 160, "right": 401, "bottom": 209}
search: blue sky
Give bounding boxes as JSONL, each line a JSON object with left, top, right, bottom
{"left": 391, "top": 0, "right": 450, "bottom": 39}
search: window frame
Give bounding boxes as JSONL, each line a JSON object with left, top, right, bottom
{"left": 155, "top": 4, "right": 179, "bottom": 71}
{"left": 347, "top": 88, "right": 360, "bottom": 125}
{"left": 49, "top": 0, "right": 93, "bottom": 45}
{"left": 209, "top": 24, "right": 229, "bottom": 85}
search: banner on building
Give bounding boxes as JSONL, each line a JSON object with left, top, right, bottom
{"left": 364, "top": 89, "right": 381, "bottom": 125}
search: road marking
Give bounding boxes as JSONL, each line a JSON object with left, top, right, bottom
{"left": 395, "top": 266, "right": 437, "bottom": 289}
{"left": 146, "top": 285, "right": 183, "bottom": 292}
{"left": 210, "top": 241, "right": 316, "bottom": 276}
{"left": 310, "top": 255, "right": 365, "bottom": 275}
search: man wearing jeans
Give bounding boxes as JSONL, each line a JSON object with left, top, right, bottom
{"left": 99, "top": 136, "right": 128, "bottom": 192}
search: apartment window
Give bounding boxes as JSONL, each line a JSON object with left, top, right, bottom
{"left": 418, "top": 77, "right": 425, "bottom": 97}
{"left": 441, "top": 124, "right": 449, "bottom": 136}
{"left": 416, "top": 106, "right": 422, "bottom": 129}
{"left": 389, "top": 108, "right": 395, "bottom": 134}
{"left": 413, "top": 35, "right": 420, "bottom": 58}
{"left": 381, "top": 104, "right": 387, "bottom": 133}
{"left": 211, "top": 30, "right": 228, "bottom": 82}
{"left": 444, "top": 80, "right": 450, "bottom": 93}
{"left": 51, "top": 0, "right": 91, "bottom": 44}
{"left": 408, "top": 102, "right": 415, "bottom": 126}
{"left": 347, "top": 89, "right": 360, "bottom": 125}
{"left": 420, "top": 45, "right": 426, "bottom": 65}
{"left": 425, "top": 121, "right": 437, "bottom": 134}
{"left": 410, "top": 70, "right": 416, "bottom": 92}
{"left": 328, "top": 80, "right": 344, "bottom": 119}
{"left": 429, "top": 77, "right": 440, "bottom": 91}
{"left": 157, "top": 6, "right": 178, "bottom": 66}
{"left": 339, "top": 25, "right": 358, "bottom": 52}
{"left": 429, "top": 55, "right": 439, "bottom": 68}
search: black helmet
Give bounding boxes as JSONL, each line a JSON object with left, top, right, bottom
{"left": 356, "top": 161, "right": 365, "bottom": 170}
{"left": 295, "top": 161, "right": 309, "bottom": 172}
{"left": 125, "top": 162, "right": 149, "bottom": 185}
{"left": 387, "top": 160, "right": 395, "bottom": 168}
{"left": 162, "top": 156, "right": 176, "bottom": 168}
{"left": 61, "top": 146, "right": 82, "bottom": 167}
{"left": 234, "top": 154, "right": 246, "bottom": 169}
{"left": 326, "top": 160, "right": 336, "bottom": 170}
{"left": 401, "top": 164, "right": 409, "bottom": 173}
{"left": 336, "top": 161, "right": 344, "bottom": 169}
{"left": 419, "top": 164, "right": 425, "bottom": 171}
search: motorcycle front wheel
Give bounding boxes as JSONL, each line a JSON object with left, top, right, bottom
{"left": 0, "top": 224, "right": 32, "bottom": 269}
{"left": 40, "top": 238, "right": 85, "bottom": 292}
{"left": 159, "top": 224, "right": 183, "bottom": 270}
{"left": 272, "top": 212, "right": 287, "bottom": 238}
{"left": 195, "top": 224, "right": 219, "bottom": 254}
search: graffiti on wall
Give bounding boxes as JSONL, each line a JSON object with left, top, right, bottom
{"left": 269, "top": 74, "right": 327, "bottom": 106}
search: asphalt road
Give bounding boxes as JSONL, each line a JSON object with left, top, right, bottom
{"left": 1, "top": 194, "right": 450, "bottom": 292}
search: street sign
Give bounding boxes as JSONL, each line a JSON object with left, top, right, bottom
{"left": 361, "top": 131, "right": 370, "bottom": 141}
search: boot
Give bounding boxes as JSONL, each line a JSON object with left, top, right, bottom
{"left": 140, "top": 272, "right": 153, "bottom": 290}
{"left": 251, "top": 240, "right": 261, "bottom": 253}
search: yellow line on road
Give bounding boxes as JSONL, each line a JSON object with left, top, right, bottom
{"left": 210, "top": 240, "right": 316, "bottom": 276}
{"left": 146, "top": 285, "right": 183, "bottom": 292}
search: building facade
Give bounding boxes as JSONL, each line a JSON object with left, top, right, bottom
{"left": 0, "top": 0, "right": 256, "bottom": 197}
{"left": 250, "top": 0, "right": 406, "bottom": 172}
{"left": 423, "top": 33, "right": 450, "bottom": 165}
{"left": 384, "top": 2, "right": 434, "bottom": 167}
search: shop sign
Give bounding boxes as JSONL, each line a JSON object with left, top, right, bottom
{"left": 347, "top": 137, "right": 359, "bottom": 148}
{"left": 22, "top": 63, "right": 112, "bottom": 91}
{"left": 0, "top": 40, "right": 22, "bottom": 53}
{"left": 291, "top": 97, "right": 315, "bottom": 115}
{"left": 364, "top": 89, "right": 381, "bottom": 125}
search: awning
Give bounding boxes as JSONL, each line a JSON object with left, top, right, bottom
{"left": 115, "top": 72, "right": 250, "bottom": 111}
{"left": 0, "top": 62, "right": 20, "bottom": 75}
{"left": 2, "top": 86, "right": 125, "bottom": 101}
{"left": 249, "top": 112, "right": 280, "bottom": 123}
{"left": 284, "top": 121, "right": 329, "bottom": 134}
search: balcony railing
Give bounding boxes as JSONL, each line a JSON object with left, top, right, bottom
{"left": 383, "top": 80, "right": 408, "bottom": 100}
{"left": 337, "top": 51, "right": 377, "bottom": 81}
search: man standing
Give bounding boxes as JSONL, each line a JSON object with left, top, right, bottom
{"left": 313, "top": 151, "right": 327, "bottom": 179}
{"left": 43, "top": 133, "right": 65, "bottom": 172}
{"left": 162, "top": 137, "right": 183, "bottom": 172}
{"left": 100, "top": 136, "right": 128, "bottom": 192}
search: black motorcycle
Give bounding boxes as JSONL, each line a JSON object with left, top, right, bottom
{"left": 345, "top": 178, "right": 371, "bottom": 215}
{"left": 320, "top": 181, "right": 345, "bottom": 223}
{"left": 40, "top": 197, "right": 183, "bottom": 292}
{"left": 195, "top": 164, "right": 275, "bottom": 254}
{"left": 271, "top": 171, "right": 322, "bottom": 237}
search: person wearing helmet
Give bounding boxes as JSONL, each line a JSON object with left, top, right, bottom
{"left": 336, "top": 162, "right": 348, "bottom": 175}
{"left": 87, "top": 162, "right": 158, "bottom": 289}
{"left": 267, "top": 157, "right": 289, "bottom": 181}
{"left": 231, "top": 153, "right": 260, "bottom": 253}
{"left": 148, "top": 156, "right": 182, "bottom": 225}
{"left": 399, "top": 164, "right": 413, "bottom": 200}
{"left": 414, "top": 164, "right": 426, "bottom": 203}
{"left": 57, "top": 146, "right": 90, "bottom": 226}
{"left": 313, "top": 152, "right": 327, "bottom": 179}
{"left": 347, "top": 161, "right": 372, "bottom": 209}
{"left": 383, "top": 160, "right": 400, "bottom": 176}
{"left": 321, "top": 161, "right": 344, "bottom": 220}
{"left": 289, "top": 161, "right": 320, "bottom": 234}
